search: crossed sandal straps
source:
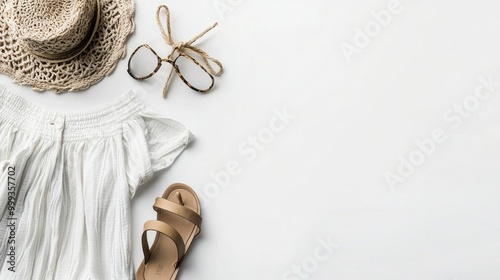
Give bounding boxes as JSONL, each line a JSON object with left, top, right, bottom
{"left": 136, "top": 183, "right": 202, "bottom": 280}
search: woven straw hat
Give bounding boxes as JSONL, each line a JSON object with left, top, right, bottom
{"left": 0, "top": 0, "right": 134, "bottom": 92}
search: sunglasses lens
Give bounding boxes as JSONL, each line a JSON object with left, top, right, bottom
{"left": 129, "top": 46, "right": 160, "bottom": 79}
{"left": 175, "top": 55, "right": 213, "bottom": 91}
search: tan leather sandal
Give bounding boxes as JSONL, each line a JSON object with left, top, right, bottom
{"left": 136, "top": 183, "right": 202, "bottom": 280}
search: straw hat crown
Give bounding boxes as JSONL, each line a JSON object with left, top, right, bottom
{"left": 12, "top": 0, "right": 99, "bottom": 61}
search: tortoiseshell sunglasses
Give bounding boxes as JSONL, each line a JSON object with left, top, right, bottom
{"left": 127, "top": 44, "right": 215, "bottom": 93}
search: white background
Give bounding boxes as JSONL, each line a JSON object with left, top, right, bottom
{"left": 1, "top": 0, "right": 500, "bottom": 279}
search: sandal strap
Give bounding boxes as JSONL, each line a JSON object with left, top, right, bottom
{"left": 153, "top": 197, "right": 202, "bottom": 230}
{"left": 141, "top": 220, "right": 185, "bottom": 265}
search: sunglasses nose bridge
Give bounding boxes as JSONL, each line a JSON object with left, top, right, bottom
{"left": 160, "top": 57, "right": 172, "bottom": 63}
{"left": 161, "top": 58, "right": 179, "bottom": 70}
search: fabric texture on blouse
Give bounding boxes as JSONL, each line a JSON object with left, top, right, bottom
{"left": 0, "top": 85, "right": 194, "bottom": 279}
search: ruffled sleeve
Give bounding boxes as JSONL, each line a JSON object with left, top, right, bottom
{"left": 122, "top": 108, "right": 194, "bottom": 197}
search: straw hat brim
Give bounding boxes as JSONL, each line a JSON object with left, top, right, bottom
{"left": 0, "top": 0, "right": 135, "bottom": 93}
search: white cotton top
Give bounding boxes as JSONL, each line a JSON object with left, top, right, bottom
{"left": 0, "top": 86, "right": 194, "bottom": 279}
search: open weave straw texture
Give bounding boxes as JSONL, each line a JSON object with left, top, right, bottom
{"left": 0, "top": 0, "right": 134, "bottom": 93}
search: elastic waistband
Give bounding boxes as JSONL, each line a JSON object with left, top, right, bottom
{"left": 0, "top": 85, "right": 146, "bottom": 142}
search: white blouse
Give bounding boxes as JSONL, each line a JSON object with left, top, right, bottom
{"left": 0, "top": 86, "right": 193, "bottom": 279}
